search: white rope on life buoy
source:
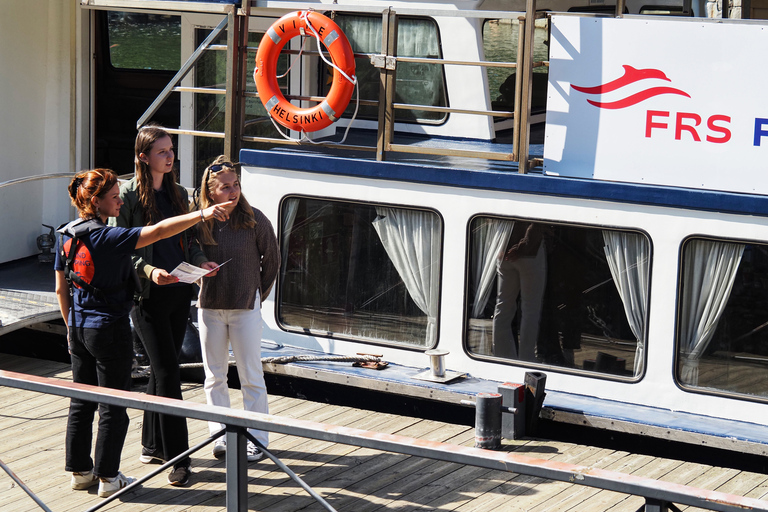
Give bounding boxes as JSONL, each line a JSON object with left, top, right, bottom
{"left": 253, "top": 10, "right": 358, "bottom": 140}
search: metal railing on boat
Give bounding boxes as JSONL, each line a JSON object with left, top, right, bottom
{"left": 2, "top": 369, "right": 768, "bottom": 512}
{"left": 126, "top": 1, "right": 550, "bottom": 171}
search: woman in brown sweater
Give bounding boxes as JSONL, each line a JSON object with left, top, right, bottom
{"left": 196, "top": 156, "right": 279, "bottom": 462}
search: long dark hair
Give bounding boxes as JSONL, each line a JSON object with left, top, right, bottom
{"left": 134, "top": 124, "right": 187, "bottom": 225}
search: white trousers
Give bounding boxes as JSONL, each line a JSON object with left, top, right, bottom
{"left": 198, "top": 292, "right": 269, "bottom": 448}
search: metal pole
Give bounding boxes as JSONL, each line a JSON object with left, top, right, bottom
{"left": 224, "top": 6, "right": 249, "bottom": 161}
{"left": 226, "top": 427, "right": 249, "bottom": 512}
{"left": 0, "top": 458, "right": 54, "bottom": 512}
{"left": 517, "top": 0, "right": 536, "bottom": 173}
{"left": 376, "top": 9, "right": 398, "bottom": 162}
{"left": 513, "top": 15, "right": 525, "bottom": 163}
{"left": 2, "top": 370, "right": 767, "bottom": 512}
{"left": 616, "top": 0, "right": 627, "bottom": 16}
{"left": 137, "top": 16, "right": 229, "bottom": 130}
{"left": 246, "top": 433, "right": 338, "bottom": 511}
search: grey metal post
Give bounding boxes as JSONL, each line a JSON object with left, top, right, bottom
{"left": 225, "top": 427, "right": 249, "bottom": 512}
{"left": 499, "top": 382, "right": 526, "bottom": 439}
{"left": 643, "top": 498, "right": 683, "bottom": 512}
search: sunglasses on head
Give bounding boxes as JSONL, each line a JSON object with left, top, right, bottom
{"left": 209, "top": 163, "right": 234, "bottom": 173}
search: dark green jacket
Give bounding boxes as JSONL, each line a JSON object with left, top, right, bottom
{"left": 108, "top": 177, "right": 207, "bottom": 302}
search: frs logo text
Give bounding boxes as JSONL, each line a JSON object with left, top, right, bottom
{"left": 645, "top": 111, "right": 731, "bottom": 143}
{"left": 572, "top": 65, "right": 768, "bottom": 147}
{"left": 645, "top": 112, "right": 768, "bottom": 146}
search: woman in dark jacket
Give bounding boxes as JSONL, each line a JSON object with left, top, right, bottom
{"left": 110, "top": 125, "right": 217, "bottom": 487}
{"left": 55, "top": 168, "right": 231, "bottom": 498}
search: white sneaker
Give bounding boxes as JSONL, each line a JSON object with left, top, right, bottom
{"left": 71, "top": 470, "right": 98, "bottom": 490}
{"left": 212, "top": 439, "right": 226, "bottom": 459}
{"left": 247, "top": 442, "right": 264, "bottom": 462}
{"left": 98, "top": 472, "right": 136, "bottom": 498}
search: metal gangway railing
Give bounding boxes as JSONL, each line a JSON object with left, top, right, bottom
{"left": 87, "top": 0, "right": 546, "bottom": 172}
{"left": 2, "top": 369, "right": 768, "bottom": 512}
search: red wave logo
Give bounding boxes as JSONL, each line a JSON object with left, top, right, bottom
{"left": 571, "top": 65, "right": 690, "bottom": 109}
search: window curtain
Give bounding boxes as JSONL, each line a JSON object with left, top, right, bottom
{"left": 280, "top": 198, "right": 300, "bottom": 274}
{"left": 372, "top": 207, "right": 441, "bottom": 346}
{"left": 602, "top": 231, "right": 650, "bottom": 376}
{"left": 336, "top": 16, "right": 439, "bottom": 56}
{"left": 470, "top": 219, "right": 514, "bottom": 354}
{"left": 679, "top": 239, "right": 744, "bottom": 386}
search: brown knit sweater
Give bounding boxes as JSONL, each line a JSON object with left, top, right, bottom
{"left": 198, "top": 207, "right": 279, "bottom": 310}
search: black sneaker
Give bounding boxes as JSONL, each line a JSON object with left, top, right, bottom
{"left": 167, "top": 465, "right": 191, "bottom": 487}
{"left": 139, "top": 447, "right": 166, "bottom": 464}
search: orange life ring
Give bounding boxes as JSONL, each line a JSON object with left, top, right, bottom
{"left": 254, "top": 11, "right": 356, "bottom": 133}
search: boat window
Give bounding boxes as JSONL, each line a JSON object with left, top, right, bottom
{"left": 278, "top": 197, "right": 442, "bottom": 348}
{"left": 329, "top": 15, "right": 448, "bottom": 124}
{"left": 677, "top": 238, "right": 768, "bottom": 400}
{"left": 106, "top": 12, "right": 181, "bottom": 71}
{"left": 466, "top": 218, "right": 650, "bottom": 379}
{"left": 483, "top": 18, "right": 550, "bottom": 118}
{"left": 191, "top": 28, "right": 287, "bottom": 184}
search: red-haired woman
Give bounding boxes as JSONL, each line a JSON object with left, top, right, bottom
{"left": 55, "top": 168, "right": 231, "bottom": 498}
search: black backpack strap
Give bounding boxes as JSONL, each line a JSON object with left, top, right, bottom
{"left": 57, "top": 219, "right": 135, "bottom": 304}
{"left": 58, "top": 219, "right": 99, "bottom": 297}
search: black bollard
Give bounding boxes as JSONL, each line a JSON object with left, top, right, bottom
{"left": 524, "top": 372, "right": 547, "bottom": 435}
{"left": 474, "top": 392, "right": 502, "bottom": 449}
{"left": 499, "top": 382, "right": 526, "bottom": 439}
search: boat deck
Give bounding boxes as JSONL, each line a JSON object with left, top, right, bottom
{"left": 2, "top": 353, "right": 768, "bottom": 512}
{"left": 0, "top": 256, "right": 59, "bottom": 336}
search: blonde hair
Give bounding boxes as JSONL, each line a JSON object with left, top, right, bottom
{"left": 197, "top": 155, "right": 255, "bottom": 245}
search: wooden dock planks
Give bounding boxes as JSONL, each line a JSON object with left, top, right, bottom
{"left": 0, "top": 354, "right": 767, "bottom": 512}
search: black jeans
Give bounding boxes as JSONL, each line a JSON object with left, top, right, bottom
{"left": 133, "top": 284, "right": 192, "bottom": 468}
{"left": 65, "top": 318, "right": 133, "bottom": 479}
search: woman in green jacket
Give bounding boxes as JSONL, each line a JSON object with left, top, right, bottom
{"left": 111, "top": 125, "right": 217, "bottom": 487}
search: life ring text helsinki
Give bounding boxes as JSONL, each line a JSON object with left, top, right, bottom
{"left": 254, "top": 11, "right": 356, "bottom": 133}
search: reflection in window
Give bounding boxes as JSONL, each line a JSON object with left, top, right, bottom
{"left": 678, "top": 239, "right": 768, "bottom": 399}
{"left": 466, "top": 218, "right": 650, "bottom": 378}
{"left": 279, "top": 198, "right": 441, "bottom": 347}
{"left": 331, "top": 15, "right": 447, "bottom": 123}
{"left": 483, "top": 19, "right": 549, "bottom": 115}
{"left": 108, "top": 12, "right": 180, "bottom": 70}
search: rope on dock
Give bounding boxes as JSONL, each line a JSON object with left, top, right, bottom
{"left": 131, "top": 354, "right": 382, "bottom": 379}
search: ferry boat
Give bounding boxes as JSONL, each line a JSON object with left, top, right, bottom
{"left": 3, "top": 0, "right": 768, "bottom": 456}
